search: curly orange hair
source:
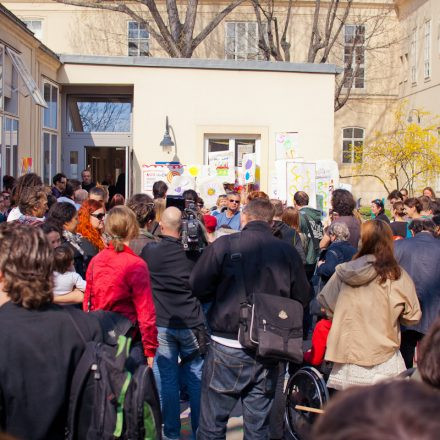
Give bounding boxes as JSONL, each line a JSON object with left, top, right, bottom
{"left": 77, "top": 199, "right": 105, "bottom": 251}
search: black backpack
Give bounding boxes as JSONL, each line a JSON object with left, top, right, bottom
{"left": 65, "top": 310, "right": 162, "bottom": 440}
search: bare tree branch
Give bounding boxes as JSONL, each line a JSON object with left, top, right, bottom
{"left": 56, "top": 0, "right": 245, "bottom": 58}
{"left": 191, "top": 0, "right": 246, "bottom": 53}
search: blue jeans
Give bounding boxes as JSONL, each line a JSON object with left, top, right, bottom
{"left": 197, "top": 340, "right": 278, "bottom": 440}
{"left": 153, "top": 327, "right": 203, "bottom": 440}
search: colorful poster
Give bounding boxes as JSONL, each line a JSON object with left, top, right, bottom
{"left": 183, "top": 164, "right": 202, "bottom": 178}
{"left": 316, "top": 160, "right": 339, "bottom": 217}
{"left": 241, "top": 153, "right": 256, "bottom": 184}
{"left": 286, "top": 161, "right": 317, "bottom": 208}
{"left": 142, "top": 164, "right": 183, "bottom": 196}
{"left": 196, "top": 177, "right": 226, "bottom": 208}
{"left": 276, "top": 132, "right": 299, "bottom": 160}
{"left": 207, "top": 151, "right": 235, "bottom": 183}
{"left": 21, "top": 157, "right": 32, "bottom": 175}
{"left": 169, "top": 175, "right": 196, "bottom": 196}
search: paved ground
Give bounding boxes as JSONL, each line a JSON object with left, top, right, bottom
{"left": 180, "top": 402, "right": 243, "bottom": 439}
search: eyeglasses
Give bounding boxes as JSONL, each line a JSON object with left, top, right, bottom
{"left": 91, "top": 213, "right": 105, "bottom": 221}
{"left": 229, "top": 199, "right": 240, "bottom": 204}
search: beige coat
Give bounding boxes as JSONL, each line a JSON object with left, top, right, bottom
{"left": 318, "top": 255, "right": 421, "bottom": 367}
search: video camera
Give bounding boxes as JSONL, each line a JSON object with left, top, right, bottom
{"left": 166, "top": 195, "right": 206, "bottom": 252}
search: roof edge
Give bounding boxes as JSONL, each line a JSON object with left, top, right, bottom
{"left": 59, "top": 54, "right": 343, "bottom": 75}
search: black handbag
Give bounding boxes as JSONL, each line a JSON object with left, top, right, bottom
{"left": 230, "top": 235, "right": 304, "bottom": 363}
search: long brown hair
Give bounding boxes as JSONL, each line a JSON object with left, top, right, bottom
{"left": 282, "top": 206, "right": 300, "bottom": 232}
{"left": 355, "top": 220, "right": 401, "bottom": 283}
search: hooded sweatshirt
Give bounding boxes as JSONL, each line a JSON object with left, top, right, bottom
{"left": 318, "top": 255, "right": 421, "bottom": 366}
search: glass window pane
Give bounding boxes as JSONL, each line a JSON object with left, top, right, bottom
{"left": 51, "top": 134, "right": 57, "bottom": 180}
{"left": 139, "top": 24, "right": 149, "bottom": 39}
{"left": 67, "top": 96, "right": 132, "bottom": 132}
{"left": 237, "top": 22, "right": 246, "bottom": 56}
{"left": 353, "top": 128, "right": 364, "bottom": 139}
{"left": 236, "top": 140, "right": 255, "bottom": 167}
{"left": 70, "top": 151, "right": 79, "bottom": 179}
{"left": 208, "top": 139, "right": 229, "bottom": 153}
{"left": 343, "top": 128, "right": 353, "bottom": 138}
{"left": 4, "top": 58, "right": 18, "bottom": 115}
{"left": 43, "top": 132, "right": 50, "bottom": 184}
{"left": 51, "top": 86, "right": 58, "bottom": 129}
{"left": 139, "top": 41, "right": 149, "bottom": 56}
{"left": 128, "top": 21, "right": 138, "bottom": 38}
{"left": 0, "top": 47, "right": 3, "bottom": 110}
{"left": 44, "top": 83, "right": 51, "bottom": 127}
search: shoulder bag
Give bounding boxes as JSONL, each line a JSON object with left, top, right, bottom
{"left": 231, "top": 234, "right": 304, "bottom": 363}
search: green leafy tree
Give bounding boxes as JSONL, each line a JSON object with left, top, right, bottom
{"left": 342, "top": 103, "right": 440, "bottom": 195}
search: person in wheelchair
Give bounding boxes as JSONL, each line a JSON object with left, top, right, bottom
{"left": 317, "top": 219, "right": 421, "bottom": 391}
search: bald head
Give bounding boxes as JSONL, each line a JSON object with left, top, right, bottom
{"left": 160, "top": 207, "right": 182, "bottom": 237}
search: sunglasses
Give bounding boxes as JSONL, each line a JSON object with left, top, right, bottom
{"left": 91, "top": 213, "right": 105, "bottom": 221}
{"left": 229, "top": 199, "right": 240, "bottom": 204}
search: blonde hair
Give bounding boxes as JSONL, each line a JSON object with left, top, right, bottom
{"left": 154, "top": 198, "right": 166, "bottom": 222}
{"left": 105, "top": 206, "right": 139, "bottom": 252}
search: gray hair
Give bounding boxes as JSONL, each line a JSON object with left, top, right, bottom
{"left": 328, "top": 222, "right": 350, "bottom": 242}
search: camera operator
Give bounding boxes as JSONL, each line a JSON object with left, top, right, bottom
{"left": 140, "top": 206, "right": 205, "bottom": 439}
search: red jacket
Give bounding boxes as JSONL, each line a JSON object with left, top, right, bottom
{"left": 83, "top": 244, "right": 158, "bottom": 357}
{"left": 303, "top": 319, "right": 332, "bottom": 366}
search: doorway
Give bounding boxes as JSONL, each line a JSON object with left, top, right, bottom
{"left": 86, "top": 146, "right": 126, "bottom": 193}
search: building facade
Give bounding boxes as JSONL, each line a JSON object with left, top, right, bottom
{"left": 2, "top": 1, "right": 436, "bottom": 200}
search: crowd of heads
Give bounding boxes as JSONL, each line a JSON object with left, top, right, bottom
{"left": 2, "top": 170, "right": 440, "bottom": 439}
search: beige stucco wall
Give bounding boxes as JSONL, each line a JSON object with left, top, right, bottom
{"left": 4, "top": 0, "right": 401, "bottom": 201}
{"left": 58, "top": 60, "right": 336, "bottom": 194}
{"left": 0, "top": 9, "right": 60, "bottom": 178}
{"left": 397, "top": 0, "right": 440, "bottom": 115}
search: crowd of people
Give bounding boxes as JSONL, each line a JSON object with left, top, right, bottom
{"left": 0, "top": 170, "right": 439, "bottom": 440}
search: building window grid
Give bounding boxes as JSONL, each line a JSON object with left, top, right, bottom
{"left": 342, "top": 127, "right": 364, "bottom": 164}
{"left": 424, "top": 20, "right": 431, "bottom": 79}
{"left": 127, "top": 21, "right": 149, "bottom": 57}
{"left": 42, "top": 81, "right": 59, "bottom": 184}
{"left": 1, "top": 44, "right": 20, "bottom": 179}
{"left": 410, "top": 28, "right": 417, "bottom": 84}
{"left": 343, "top": 25, "right": 365, "bottom": 89}
{"left": 225, "top": 21, "right": 266, "bottom": 61}
{"left": 22, "top": 19, "right": 43, "bottom": 40}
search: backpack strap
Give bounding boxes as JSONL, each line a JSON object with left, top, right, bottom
{"left": 230, "top": 233, "right": 248, "bottom": 304}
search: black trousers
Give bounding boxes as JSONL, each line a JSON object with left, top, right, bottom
{"left": 400, "top": 329, "right": 424, "bottom": 369}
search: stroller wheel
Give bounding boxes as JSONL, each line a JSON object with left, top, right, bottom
{"left": 284, "top": 367, "right": 328, "bottom": 440}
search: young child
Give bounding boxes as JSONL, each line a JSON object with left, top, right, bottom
{"left": 53, "top": 246, "right": 86, "bottom": 304}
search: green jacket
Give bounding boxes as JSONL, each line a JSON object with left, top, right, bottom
{"left": 299, "top": 207, "right": 324, "bottom": 265}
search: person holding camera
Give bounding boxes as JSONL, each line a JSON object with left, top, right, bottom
{"left": 141, "top": 207, "right": 205, "bottom": 440}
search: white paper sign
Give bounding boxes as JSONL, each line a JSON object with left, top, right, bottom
{"left": 197, "top": 177, "right": 226, "bottom": 208}
{"left": 276, "top": 132, "right": 299, "bottom": 160}
{"left": 142, "top": 164, "right": 183, "bottom": 196}
{"left": 286, "top": 161, "right": 317, "bottom": 208}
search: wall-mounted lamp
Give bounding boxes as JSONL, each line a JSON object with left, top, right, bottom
{"left": 160, "top": 116, "right": 179, "bottom": 163}
{"left": 408, "top": 109, "right": 421, "bottom": 124}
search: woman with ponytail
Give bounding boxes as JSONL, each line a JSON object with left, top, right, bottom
{"left": 83, "top": 206, "right": 158, "bottom": 366}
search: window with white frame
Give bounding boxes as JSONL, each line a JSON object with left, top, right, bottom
{"left": 344, "top": 25, "right": 365, "bottom": 89}
{"left": 225, "top": 22, "right": 266, "bottom": 60}
{"left": 410, "top": 28, "right": 417, "bottom": 83}
{"left": 424, "top": 20, "right": 431, "bottom": 79}
{"left": 23, "top": 19, "right": 43, "bottom": 40}
{"left": 342, "top": 127, "right": 364, "bottom": 164}
{"left": 42, "top": 81, "right": 59, "bottom": 184}
{"left": 128, "top": 21, "right": 149, "bottom": 56}
{"left": 4, "top": 117, "right": 18, "bottom": 177}
{"left": 204, "top": 135, "right": 261, "bottom": 185}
